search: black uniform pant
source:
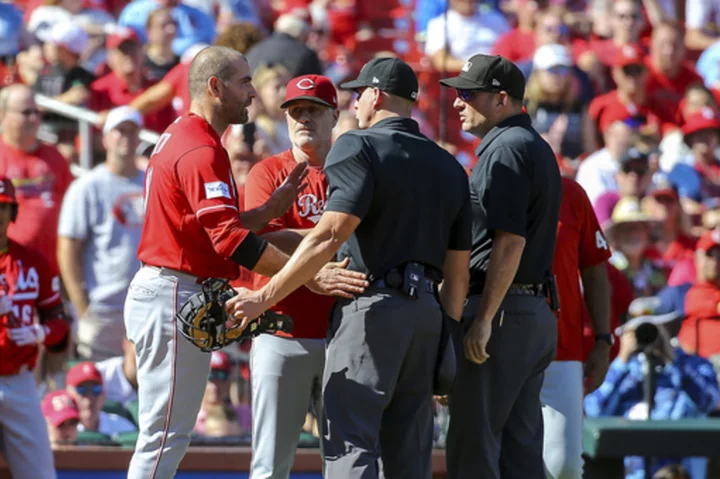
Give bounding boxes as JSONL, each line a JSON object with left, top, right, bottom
{"left": 446, "top": 293, "right": 558, "bottom": 479}
{"left": 322, "top": 285, "right": 442, "bottom": 479}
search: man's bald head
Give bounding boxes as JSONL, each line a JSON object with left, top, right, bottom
{"left": 188, "top": 46, "right": 248, "bottom": 100}
{"left": 0, "top": 84, "right": 34, "bottom": 116}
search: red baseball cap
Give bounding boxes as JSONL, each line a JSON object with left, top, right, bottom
{"left": 41, "top": 390, "right": 80, "bottom": 428}
{"left": 106, "top": 27, "right": 141, "bottom": 50}
{"left": 681, "top": 108, "right": 720, "bottom": 141}
{"left": 599, "top": 104, "right": 644, "bottom": 134}
{"left": 0, "top": 178, "right": 17, "bottom": 204}
{"left": 281, "top": 75, "right": 338, "bottom": 109}
{"left": 210, "top": 351, "right": 231, "bottom": 372}
{"left": 66, "top": 361, "right": 103, "bottom": 387}
{"left": 614, "top": 44, "right": 645, "bottom": 68}
{"left": 697, "top": 230, "right": 720, "bottom": 253}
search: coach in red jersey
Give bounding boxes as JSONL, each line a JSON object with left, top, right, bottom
{"left": 0, "top": 177, "right": 71, "bottom": 479}
{"left": 541, "top": 177, "right": 612, "bottom": 479}
{"left": 244, "top": 74, "right": 339, "bottom": 478}
{"left": 125, "top": 46, "right": 366, "bottom": 479}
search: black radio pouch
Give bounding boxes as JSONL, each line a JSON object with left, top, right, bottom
{"left": 402, "top": 262, "right": 425, "bottom": 299}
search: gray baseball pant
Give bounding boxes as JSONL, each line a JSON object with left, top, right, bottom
{"left": 250, "top": 334, "right": 325, "bottom": 479}
{"left": 322, "top": 286, "right": 441, "bottom": 479}
{"left": 124, "top": 265, "right": 211, "bottom": 479}
{"left": 0, "top": 370, "right": 56, "bottom": 479}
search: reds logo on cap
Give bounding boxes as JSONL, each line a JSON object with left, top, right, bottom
{"left": 296, "top": 78, "right": 315, "bottom": 90}
{"left": 281, "top": 74, "right": 338, "bottom": 109}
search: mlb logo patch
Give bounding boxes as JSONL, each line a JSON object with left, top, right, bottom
{"left": 204, "top": 181, "right": 231, "bottom": 199}
{"left": 462, "top": 61, "right": 472, "bottom": 72}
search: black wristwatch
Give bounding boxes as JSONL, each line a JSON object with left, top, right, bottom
{"left": 595, "top": 333, "right": 614, "bottom": 346}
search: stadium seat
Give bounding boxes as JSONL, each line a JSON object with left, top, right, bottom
{"left": 102, "top": 399, "right": 136, "bottom": 427}
{"left": 114, "top": 430, "right": 139, "bottom": 449}
{"left": 76, "top": 430, "right": 119, "bottom": 447}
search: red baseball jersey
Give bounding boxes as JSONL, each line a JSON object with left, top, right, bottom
{"left": 245, "top": 150, "right": 335, "bottom": 339}
{"left": 89, "top": 72, "right": 175, "bottom": 134}
{"left": 553, "top": 178, "right": 612, "bottom": 361}
{"left": 137, "top": 114, "right": 253, "bottom": 279}
{"left": 163, "top": 63, "right": 191, "bottom": 117}
{"left": 0, "top": 140, "right": 73, "bottom": 271}
{"left": 0, "top": 240, "right": 66, "bottom": 375}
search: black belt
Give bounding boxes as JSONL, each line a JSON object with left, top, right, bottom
{"left": 470, "top": 282, "right": 546, "bottom": 297}
{"left": 371, "top": 278, "right": 437, "bottom": 294}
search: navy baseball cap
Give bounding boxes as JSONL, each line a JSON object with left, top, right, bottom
{"left": 340, "top": 57, "right": 419, "bottom": 102}
{"left": 439, "top": 54, "right": 526, "bottom": 101}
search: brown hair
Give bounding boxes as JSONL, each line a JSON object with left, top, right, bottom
{"left": 146, "top": 7, "right": 174, "bottom": 32}
{"left": 214, "top": 23, "right": 265, "bottom": 55}
{"left": 523, "top": 71, "right": 576, "bottom": 117}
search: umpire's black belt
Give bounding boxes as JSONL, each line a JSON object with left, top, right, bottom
{"left": 371, "top": 277, "right": 436, "bottom": 294}
{"left": 470, "top": 283, "right": 546, "bottom": 297}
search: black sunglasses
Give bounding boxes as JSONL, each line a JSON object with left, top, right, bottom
{"left": 209, "top": 369, "right": 230, "bottom": 382}
{"left": 75, "top": 384, "right": 103, "bottom": 397}
{"left": 622, "top": 64, "right": 646, "bottom": 77}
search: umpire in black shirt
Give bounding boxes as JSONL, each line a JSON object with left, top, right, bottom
{"left": 227, "top": 57, "right": 473, "bottom": 479}
{"left": 439, "top": 54, "right": 562, "bottom": 479}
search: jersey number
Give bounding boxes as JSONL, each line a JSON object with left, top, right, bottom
{"left": 151, "top": 133, "right": 172, "bottom": 157}
{"left": 12, "top": 304, "right": 33, "bottom": 325}
{"left": 595, "top": 231, "right": 609, "bottom": 250}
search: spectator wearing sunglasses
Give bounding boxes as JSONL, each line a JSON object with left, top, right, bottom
{"left": 41, "top": 390, "right": 80, "bottom": 447}
{"left": 524, "top": 44, "right": 591, "bottom": 160}
{"left": 587, "top": 44, "right": 675, "bottom": 151}
{"left": 65, "top": 361, "right": 137, "bottom": 437}
{"left": 194, "top": 351, "right": 250, "bottom": 436}
{"left": 645, "top": 22, "right": 703, "bottom": 117}
{"left": 668, "top": 109, "right": 720, "bottom": 208}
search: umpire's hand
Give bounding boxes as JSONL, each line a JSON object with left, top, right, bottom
{"left": 464, "top": 319, "right": 492, "bottom": 364}
{"left": 307, "top": 258, "right": 368, "bottom": 299}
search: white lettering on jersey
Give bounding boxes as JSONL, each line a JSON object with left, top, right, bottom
{"left": 151, "top": 133, "right": 172, "bottom": 157}
{"left": 595, "top": 231, "right": 609, "bottom": 250}
{"left": 14, "top": 264, "right": 39, "bottom": 301}
{"left": 297, "top": 194, "right": 326, "bottom": 224}
{"left": 204, "top": 181, "right": 231, "bottom": 199}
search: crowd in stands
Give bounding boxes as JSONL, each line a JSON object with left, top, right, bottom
{"left": 3, "top": 0, "right": 720, "bottom": 476}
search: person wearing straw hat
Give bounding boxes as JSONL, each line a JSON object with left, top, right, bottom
{"left": 606, "top": 196, "right": 667, "bottom": 297}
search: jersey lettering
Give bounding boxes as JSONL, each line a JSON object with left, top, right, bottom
{"left": 151, "top": 133, "right": 172, "bottom": 157}
{"left": 596, "top": 230, "right": 609, "bottom": 250}
{"left": 11, "top": 304, "right": 33, "bottom": 325}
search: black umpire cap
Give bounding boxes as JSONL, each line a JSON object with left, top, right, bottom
{"left": 340, "top": 57, "right": 419, "bottom": 102}
{"left": 439, "top": 54, "right": 526, "bottom": 101}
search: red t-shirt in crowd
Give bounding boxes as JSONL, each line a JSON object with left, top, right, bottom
{"left": 0, "top": 240, "right": 66, "bottom": 375}
{"left": 662, "top": 234, "right": 698, "bottom": 264}
{"left": 679, "top": 282, "right": 720, "bottom": 358}
{"left": 244, "top": 150, "right": 335, "bottom": 339}
{"left": 163, "top": 62, "right": 191, "bottom": 117}
{"left": 89, "top": 72, "right": 175, "bottom": 134}
{"left": 492, "top": 28, "right": 536, "bottom": 63}
{"left": 644, "top": 58, "right": 703, "bottom": 116}
{"left": 553, "top": 178, "right": 612, "bottom": 361}
{"left": 138, "top": 114, "right": 251, "bottom": 280}
{"left": 588, "top": 89, "right": 676, "bottom": 133}
{"left": 0, "top": 140, "right": 73, "bottom": 271}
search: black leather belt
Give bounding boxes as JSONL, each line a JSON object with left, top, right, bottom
{"left": 470, "top": 282, "right": 546, "bottom": 297}
{"left": 508, "top": 283, "right": 546, "bottom": 296}
{"left": 372, "top": 278, "right": 437, "bottom": 294}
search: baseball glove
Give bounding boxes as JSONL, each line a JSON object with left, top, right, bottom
{"left": 176, "top": 278, "right": 293, "bottom": 352}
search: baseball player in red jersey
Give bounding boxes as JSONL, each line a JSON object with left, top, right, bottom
{"left": 125, "top": 46, "right": 365, "bottom": 479}
{"left": 244, "top": 74, "right": 339, "bottom": 479}
{"left": 0, "top": 177, "right": 71, "bottom": 479}
{"left": 542, "top": 177, "right": 612, "bottom": 479}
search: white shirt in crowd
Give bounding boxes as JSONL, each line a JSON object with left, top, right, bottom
{"left": 685, "top": 0, "right": 720, "bottom": 31}
{"left": 95, "top": 356, "right": 138, "bottom": 407}
{"left": 77, "top": 411, "right": 136, "bottom": 437}
{"left": 424, "top": 6, "right": 510, "bottom": 59}
{"left": 575, "top": 148, "right": 619, "bottom": 205}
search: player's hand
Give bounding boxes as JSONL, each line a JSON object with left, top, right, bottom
{"left": 8, "top": 324, "right": 49, "bottom": 346}
{"left": 584, "top": 341, "right": 610, "bottom": 393}
{"left": 0, "top": 292, "right": 13, "bottom": 316}
{"left": 306, "top": 258, "right": 369, "bottom": 299}
{"left": 225, "top": 287, "right": 268, "bottom": 328}
{"left": 267, "top": 162, "right": 309, "bottom": 219}
{"left": 464, "top": 318, "right": 491, "bottom": 365}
